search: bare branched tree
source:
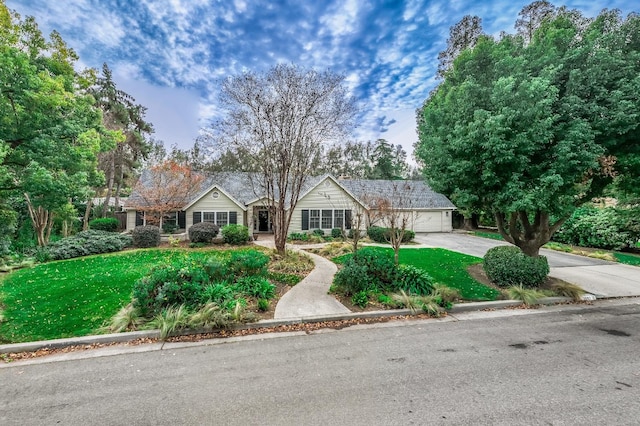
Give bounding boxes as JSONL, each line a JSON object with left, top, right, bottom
{"left": 129, "top": 161, "right": 204, "bottom": 229}
{"left": 371, "top": 181, "right": 415, "bottom": 265}
{"left": 213, "top": 64, "right": 357, "bottom": 254}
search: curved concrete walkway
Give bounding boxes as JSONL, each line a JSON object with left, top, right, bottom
{"left": 254, "top": 238, "right": 350, "bottom": 319}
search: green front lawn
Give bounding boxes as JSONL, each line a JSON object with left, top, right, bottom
{"left": 336, "top": 247, "right": 499, "bottom": 301}
{"left": 613, "top": 252, "right": 640, "bottom": 266}
{"left": 0, "top": 249, "right": 222, "bottom": 343}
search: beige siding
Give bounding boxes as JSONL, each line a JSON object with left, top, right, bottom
{"left": 411, "top": 211, "right": 443, "bottom": 232}
{"left": 126, "top": 210, "right": 137, "bottom": 231}
{"left": 185, "top": 188, "right": 245, "bottom": 229}
{"left": 290, "top": 177, "right": 363, "bottom": 233}
{"left": 368, "top": 209, "right": 454, "bottom": 233}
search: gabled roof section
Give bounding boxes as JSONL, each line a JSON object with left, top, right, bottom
{"left": 183, "top": 183, "right": 247, "bottom": 211}
{"left": 339, "top": 179, "right": 456, "bottom": 209}
{"left": 297, "top": 174, "right": 368, "bottom": 209}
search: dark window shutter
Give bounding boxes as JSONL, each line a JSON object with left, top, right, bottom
{"left": 229, "top": 211, "right": 237, "bottom": 225}
{"left": 302, "top": 209, "right": 309, "bottom": 231}
{"left": 345, "top": 210, "right": 352, "bottom": 230}
{"left": 178, "top": 211, "right": 186, "bottom": 229}
{"left": 135, "top": 211, "right": 144, "bottom": 226}
{"left": 193, "top": 211, "right": 202, "bottom": 224}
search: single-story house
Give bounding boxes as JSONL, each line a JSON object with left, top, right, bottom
{"left": 124, "top": 172, "right": 456, "bottom": 235}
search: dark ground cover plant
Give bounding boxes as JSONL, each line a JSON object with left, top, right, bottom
{"left": 288, "top": 232, "right": 310, "bottom": 242}
{"left": 483, "top": 246, "right": 549, "bottom": 288}
{"left": 88, "top": 217, "right": 120, "bottom": 232}
{"left": 46, "top": 230, "right": 132, "bottom": 261}
{"left": 132, "top": 249, "right": 273, "bottom": 317}
{"left": 132, "top": 225, "right": 161, "bottom": 248}
{"left": 188, "top": 222, "right": 219, "bottom": 243}
{"left": 331, "top": 247, "right": 439, "bottom": 309}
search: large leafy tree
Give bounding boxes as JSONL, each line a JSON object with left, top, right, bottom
{"left": 437, "top": 15, "right": 483, "bottom": 78}
{"left": 0, "top": 1, "right": 108, "bottom": 245}
{"left": 416, "top": 5, "right": 640, "bottom": 256}
{"left": 212, "top": 64, "right": 357, "bottom": 254}
{"left": 89, "top": 63, "right": 154, "bottom": 220}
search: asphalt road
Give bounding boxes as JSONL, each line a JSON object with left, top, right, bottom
{"left": 2, "top": 300, "right": 640, "bottom": 425}
{"left": 415, "top": 233, "right": 640, "bottom": 297}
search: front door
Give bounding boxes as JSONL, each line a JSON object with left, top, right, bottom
{"left": 258, "top": 210, "right": 270, "bottom": 232}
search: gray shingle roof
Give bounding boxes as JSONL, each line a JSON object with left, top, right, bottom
{"left": 339, "top": 179, "right": 456, "bottom": 209}
{"left": 126, "top": 171, "right": 455, "bottom": 210}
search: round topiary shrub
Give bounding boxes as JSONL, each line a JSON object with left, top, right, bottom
{"left": 132, "top": 225, "right": 161, "bottom": 248}
{"left": 88, "top": 217, "right": 120, "bottom": 232}
{"left": 189, "top": 222, "right": 220, "bottom": 243}
{"left": 483, "top": 245, "right": 549, "bottom": 288}
{"left": 221, "top": 224, "right": 250, "bottom": 245}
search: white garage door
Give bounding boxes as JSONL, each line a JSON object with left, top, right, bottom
{"left": 412, "top": 211, "right": 443, "bottom": 232}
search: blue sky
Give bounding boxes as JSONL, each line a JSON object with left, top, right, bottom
{"left": 6, "top": 0, "right": 635, "bottom": 159}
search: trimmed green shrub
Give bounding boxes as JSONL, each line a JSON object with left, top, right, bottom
{"left": 288, "top": 232, "right": 310, "bottom": 241}
{"left": 228, "top": 250, "right": 269, "bottom": 277}
{"left": 221, "top": 224, "right": 250, "bottom": 245}
{"left": 367, "top": 226, "right": 415, "bottom": 244}
{"left": 188, "top": 222, "right": 219, "bottom": 243}
{"left": 162, "top": 222, "right": 178, "bottom": 234}
{"left": 47, "top": 230, "right": 132, "bottom": 260}
{"left": 367, "top": 226, "right": 387, "bottom": 243}
{"left": 331, "top": 228, "right": 343, "bottom": 239}
{"left": 332, "top": 248, "right": 398, "bottom": 296}
{"left": 553, "top": 206, "right": 640, "bottom": 250}
{"left": 132, "top": 225, "right": 161, "bottom": 248}
{"left": 312, "top": 229, "right": 325, "bottom": 237}
{"left": 394, "top": 265, "right": 434, "bottom": 295}
{"left": 483, "top": 246, "right": 549, "bottom": 288}
{"left": 88, "top": 217, "right": 119, "bottom": 232}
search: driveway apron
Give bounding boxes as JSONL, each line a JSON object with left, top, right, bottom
{"left": 414, "top": 232, "right": 640, "bottom": 298}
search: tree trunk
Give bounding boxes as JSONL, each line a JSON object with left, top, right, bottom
{"left": 24, "top": 193, "right": 55, "bottom": 246}
{"left": 273, "top": 208, "right": 287, "bottom": 255}
{"left": 103, "top": 154, "right": 115, "bottom": 218}
{"left": 83, "top": 196, "right": 94, "bottom": 231}
{"left": 494, "top": 210, "right": 569, "bottom": 257}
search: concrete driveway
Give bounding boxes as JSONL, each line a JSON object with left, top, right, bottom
{"left": 414, "top": 232, "right": 640, "bottom": 298}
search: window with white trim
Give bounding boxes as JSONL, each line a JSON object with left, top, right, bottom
{"left": 321, "top": 210, "right": 332, "bottom": 228}
{"left": 303, "top": 209, "right": 352, "bottom": 230}
{"left": 202, "top": 211, "right": 231, "bottom": 226}
{"left": 309, "top": 209, "right": 320, "bottom": 229}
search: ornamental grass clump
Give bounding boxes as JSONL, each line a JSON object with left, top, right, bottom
{"left": 483, "top": 246, "right": 549, "bottom": 288}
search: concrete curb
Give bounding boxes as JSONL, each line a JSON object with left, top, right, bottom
{"left": 0, "top": 296, "right": 573, "bottom": 354}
